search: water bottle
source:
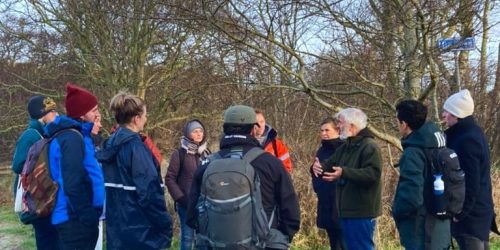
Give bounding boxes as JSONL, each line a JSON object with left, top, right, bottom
{"left": 433, "top": 174, "right": 446, "bottom": 216}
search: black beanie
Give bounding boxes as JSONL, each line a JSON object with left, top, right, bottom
{"left": 27, "top": 96, "right": 57, "bottom": 119}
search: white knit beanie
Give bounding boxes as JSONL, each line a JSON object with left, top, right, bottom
{"left": 443, "top": 89, "right": 474, "bottom": 118}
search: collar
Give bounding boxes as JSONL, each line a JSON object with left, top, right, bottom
{"left": 220, "top": 134, "right": 261, "bottom": 149}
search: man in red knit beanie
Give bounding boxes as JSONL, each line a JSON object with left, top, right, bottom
{"left": 44, "top": 82, "right": 105, "bottom": 250}
{"left": 65, "top": 83, "right": 100, "bottom": 121}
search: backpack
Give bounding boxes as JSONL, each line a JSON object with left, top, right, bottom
{"left": 424, "top": 146, "right": 465, "bottom": 218}
{"left": 195, "top": 147, "right": 289, "bottom": 249}
{"left": 20, "top": 128, "right": 80, "bottom": 218}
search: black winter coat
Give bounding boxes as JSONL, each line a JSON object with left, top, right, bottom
{"left": 186, "top": 134, "right": 301, "bottom": 241}
{"left": 311, "top": 139, "right": 344, "bottom": 229}
{"left": 96, "top": 127, "right": 173, "bottom": 250}
{"left": 445, "top": 116, "right": 495, "bottom": 241}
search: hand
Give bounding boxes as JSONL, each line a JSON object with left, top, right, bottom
{"left": 312, "top": 157, "right": 323, "bottom": 177}
{"left": 91, "top": 115, "right": 102, "bottom": 135}
{"left": 322, "top": 166, "right": 343, "bottom": 182}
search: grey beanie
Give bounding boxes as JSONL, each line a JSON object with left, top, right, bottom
{"left": 184, "top": 120, "right": 203, "bottom": 137}
{"left": 223, "top": 105, "right": 256, "bottom": 124}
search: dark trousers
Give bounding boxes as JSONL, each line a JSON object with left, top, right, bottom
{"left": 55, "top": 219, "right": 98, "bottom": 250}
{"left": 326, "top": 225, "right": 344, "bottom": 250}
{"left": 455, "top": 234, "right": 489, "bottom": 250}
{"left": 32, "top": 216, "right": 61, "bottom": 250}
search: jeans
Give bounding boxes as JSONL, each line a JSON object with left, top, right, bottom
{"left": 178, "top": 206, "right": 195, "bottom": 250}
{"left": 341, "top": 218, "right": 376, "bottom": 250}
{"left": 455, "top": 234, "right": 489, "bottom": 250}
{"left": 55, "top": 219, "right": 98, "bottom": 250}
{"left": 32, "top": 216, "right": 61, "bottom": 250}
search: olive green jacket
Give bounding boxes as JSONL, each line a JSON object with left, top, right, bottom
{"left": 322, "top": 128, "right": 382, "bottom": 218}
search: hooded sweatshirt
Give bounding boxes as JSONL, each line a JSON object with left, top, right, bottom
{"left": 392, "top": 122, "right": 444, "bottom": 219}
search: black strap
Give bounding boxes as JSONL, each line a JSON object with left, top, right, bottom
{"left": 242, "top": 147, "right": 266, "bottom": 162}
{"left": 51, "top": 128, "right": 82, "bottom": 141}
{"left": 422, "top": 148, "right": 437, "bottom": 173}
{"left": 176, "top": 148, "right": 187, "bottom": 184}
{"left": 272, "top": 139, "right": 278, "bottom": 156}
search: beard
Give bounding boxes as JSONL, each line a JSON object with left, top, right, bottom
{"left": 339, "top": 127, "right": 351, "bottom": 140}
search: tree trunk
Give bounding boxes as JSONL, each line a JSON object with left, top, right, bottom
{"left": 458, "top": 0, "right": 474, "bottom": 90}
{"left": 402, "top": 5, "right": 421, "bottom": 98}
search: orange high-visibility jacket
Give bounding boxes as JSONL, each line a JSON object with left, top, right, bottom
{"left": 262, "top": 125, "right": 292, "bottom": 173}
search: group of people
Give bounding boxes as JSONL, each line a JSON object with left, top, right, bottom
{"left": 10, "top": 83, "right": 496, "bottom": 250}
{"left": 11, "top": 83, "right": 298, "bottom": 250}
{"left": 311, "top": 90, "right": 496, "bottom": 250}
{"left": 165, "top": 106, "right": 299, "bottom": 250}
{"left": 12, "top": 84, "right": 173, "bottom": 250}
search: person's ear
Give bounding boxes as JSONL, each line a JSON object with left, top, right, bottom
{"left": 402, "top": 121, "right": 409, "bottom": 129}
{"left": 250, "top": 126, "right": 257, "bottom": 137}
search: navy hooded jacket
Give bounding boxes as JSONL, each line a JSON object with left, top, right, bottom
{"left": 96, "top": 127, "right": 172, "bottom": 250}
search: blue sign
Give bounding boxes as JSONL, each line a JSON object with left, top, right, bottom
{"left": 437, "top": 37, "right": 475, "bottom": 51}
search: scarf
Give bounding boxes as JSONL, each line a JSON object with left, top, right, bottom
{"left": 181, "top": 136, "right": 209, "bottom": 156}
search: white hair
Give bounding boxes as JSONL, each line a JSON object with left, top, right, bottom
{"left": 337, "top": 108, "right": 367, "bottom": 130}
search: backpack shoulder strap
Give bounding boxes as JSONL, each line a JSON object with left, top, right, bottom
{"left": 242, "top": 147, "right": 266, "bottom": 163}
{"left": 272, "top": 139, "right": 278, "bottom": 156}
{"left": 50, "top": 128, "right": 83, "bottom": 141}
{"left": 206, "top": 151, "right": 223, "bottom": 162}
{"left": 425, "top": 148, "right": 441, "bottom": 173}
{"left": 176, "top": 148, "right": 187, "bottom": 183}
{"left": 178, "top": 148, "right": 187, "bottom": 169}
{"left": 415, "top": 146, "right": 437, "bottom": 174}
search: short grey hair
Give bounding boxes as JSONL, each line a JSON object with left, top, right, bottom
{"left": 337, "top": 108, "right": 367, "bottom": 130}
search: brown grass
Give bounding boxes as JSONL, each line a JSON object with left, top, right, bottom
{"left": 288, "top": 143, "right": 500, "bottom": 249}
{"left": 1, "top": 152, "right": 499, "bottom": 249}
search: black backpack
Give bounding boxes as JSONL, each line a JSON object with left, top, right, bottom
{"left": 424, "top": 146, "right": 465, "bottom": 218}
{"left": 195, "top": 147, "right": 289, "bottom": 249}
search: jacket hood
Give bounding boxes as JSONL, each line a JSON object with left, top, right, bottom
{"left": 260, "top": 124, "right": 277, "bottom": 145}
{"left": 96, "top": 127, "right": 140, "bottom": 163}
{"left": 182, "top": 119, "right": 207, "bottom": 144}
{"left": 220, "top": 134, "right": 261, "bottom": 150}
{"left": 44, "top": 115, "right": 82, "bottom": 136}
{"left": 402, "top": 121, "right": 444, "bottom": 149}
{"left": 28, "top": 119, "right": 45, "bottom": 135}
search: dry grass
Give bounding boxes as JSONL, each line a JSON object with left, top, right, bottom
{"left": 288, "top": 144, "right": 500, "bottom": 249}
{"left": 1, "top": 153, "right": 499, "bottom": 249}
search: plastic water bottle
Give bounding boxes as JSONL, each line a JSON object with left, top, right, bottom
{"left": 433, "top": 174, "right": 446, "bottom": 216}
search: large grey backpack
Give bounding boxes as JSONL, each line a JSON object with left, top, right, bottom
{"left": 196, "top": 147, "right": 289, "bottom": 249}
